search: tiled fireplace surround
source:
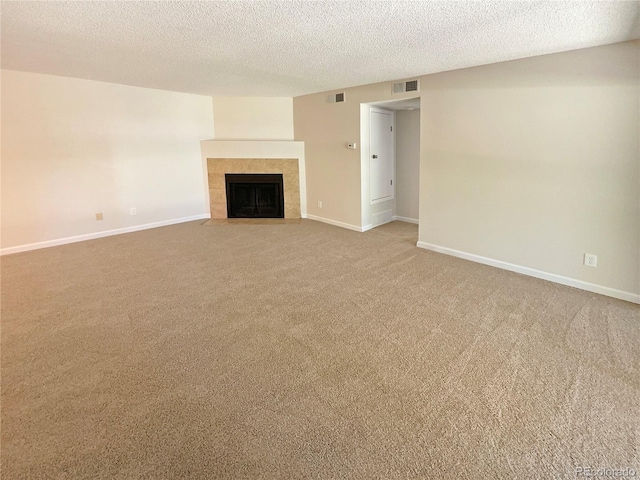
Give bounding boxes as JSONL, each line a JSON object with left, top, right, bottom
{"left": 207, "top": 158, "right": 301, "bottom": 219}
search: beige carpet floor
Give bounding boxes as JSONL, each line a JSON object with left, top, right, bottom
{"left": 1, "top": 220, "right": 638, "bottom": 479}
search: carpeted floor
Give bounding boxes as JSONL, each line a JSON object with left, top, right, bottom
{"left": 1, "top": 220, "right": 638, "bottom": 479}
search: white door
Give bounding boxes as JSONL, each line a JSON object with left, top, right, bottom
{"left": 370, "top": 110, "right": 394, "bottom": 203}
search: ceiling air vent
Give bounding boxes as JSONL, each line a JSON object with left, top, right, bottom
{"left": 392, "top": 79, "right": 419, "bottom": 94}
{"left": 327, "top": 92, "right": 346, "bottom": 104}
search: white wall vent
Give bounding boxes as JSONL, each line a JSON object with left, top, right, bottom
{"left": 327, "top": 92, "right": 346, "bottom": 103}
{"left": 392, "top": 80, "right": 419, "bottom": 94}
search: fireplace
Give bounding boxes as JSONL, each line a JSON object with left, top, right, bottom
{"left": 225, "top": 174, "right": 284, "bottom": 218}
{"left": 205, "top": 158, "right": 301, "bottom": 219}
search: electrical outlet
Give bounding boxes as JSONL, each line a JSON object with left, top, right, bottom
{"left": 130, "top": 207, "right": 137, "bottom": 216}
{"left": 584, "top": 253, "right": 597, "bottom": 267}
{"left": 318, "top": 200, "right": 323, "bottom": 208}
{"left": 95, "top": 212, "right": 103, "bottom": 221}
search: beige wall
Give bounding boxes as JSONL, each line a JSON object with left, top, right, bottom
{"left": 213, "top": 97, "right": 293, "bottom": 140}
{"left": 294, "top": 41, "right": 640, "bottom": 300}
{"left": 395, "top": 109, "right": 420, "bottom": 221}
{"left": 419, "top": 41, "right": 639, "bottom": 298}
{"left": 1, "top": 70, "right": 214, "bottom": 251}
{"left": 295, "top": 84, "right": 407, "bottom": 229}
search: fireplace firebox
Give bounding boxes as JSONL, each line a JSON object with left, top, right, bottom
{"left": 225, "top": 174, "right": 284, "bottom": 218}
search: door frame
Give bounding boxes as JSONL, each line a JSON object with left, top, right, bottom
{"left": 360, "top": 104, "right": 396, "bottom": 230}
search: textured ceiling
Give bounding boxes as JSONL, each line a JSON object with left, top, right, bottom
{"left": 1, "top": 1, "right": 639, "bottom": 97}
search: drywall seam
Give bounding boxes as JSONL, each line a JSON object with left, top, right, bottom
{"left": 416, "top": 242, "right": 640, "bottom": 304}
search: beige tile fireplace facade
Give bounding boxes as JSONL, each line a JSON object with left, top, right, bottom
{"left": 207, "top": 158, "right": 301, "bottom": 219}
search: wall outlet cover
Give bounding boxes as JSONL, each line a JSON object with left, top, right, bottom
{"left": 584, "top": 253, "right": 597, "bottom": 267}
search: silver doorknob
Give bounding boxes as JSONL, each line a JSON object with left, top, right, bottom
{"left": 372, "top": 155, "right": 378, "bottom": 158}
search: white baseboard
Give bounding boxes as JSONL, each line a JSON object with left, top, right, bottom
{"left": 305, "top": 214, "right": 367, "bottom": 232}
{"left": 416, "top": 242, "right": 640, "bottom": 304}
{"left": 372, "top": 209, "right": 394, "bottom": 228}
{"left": 304, "top": 213, "right": 411, "bottom": 233}
{"left": 393, "top": 215, "right": 419, "bottom": 224}
{"left": 1, "top": 214, "right": 210, "bottom": 256}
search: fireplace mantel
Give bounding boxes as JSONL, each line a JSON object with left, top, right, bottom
{"left": 200, "top": 140, "right": 306, "bottom": 219}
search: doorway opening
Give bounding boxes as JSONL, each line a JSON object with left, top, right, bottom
{"left": 360, "top": 97, "right": 421, "bottom": 230}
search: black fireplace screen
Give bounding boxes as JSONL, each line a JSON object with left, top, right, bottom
{"left": 225, "top": 174, "right": 284, "bottom": 218}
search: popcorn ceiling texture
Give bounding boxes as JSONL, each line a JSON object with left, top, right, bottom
{"left": 1, "top": 1, "right": 638, "bottom": 96}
